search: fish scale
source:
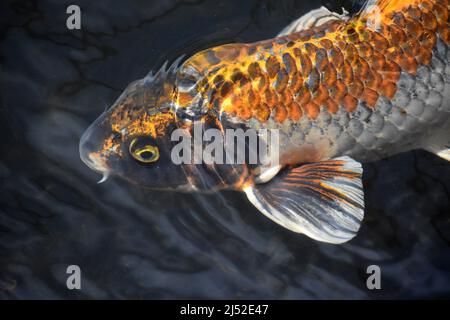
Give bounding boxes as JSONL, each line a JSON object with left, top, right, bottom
{"left": 174, "top": 0, "right": 450, "bottom": 164}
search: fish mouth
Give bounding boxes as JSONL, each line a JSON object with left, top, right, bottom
{"left": 81, "top": 152, "right": 110, "bottom": 184}
{"left": 79, "top": 125, "right": 111, "bottom": 183}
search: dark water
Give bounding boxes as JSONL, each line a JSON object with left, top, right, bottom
{"left": 0, "top": 0, "right": 449, "bottom": 299}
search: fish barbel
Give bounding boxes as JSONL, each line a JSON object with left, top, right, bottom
{"left": 80, "top": 0, "right": 450, "bottom": 244}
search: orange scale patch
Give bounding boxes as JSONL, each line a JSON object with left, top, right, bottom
{"left": 296, "top": 86, "right": 312, "bottom": 105}
{"left": 440, "top": 26, "right": 450, "bottom": 44}
{"left": 361, "top": 87, "right": 379, "bottom": 108}
{"left": 289, "top": 72, "right": 303, "bottom": 92}
{"left": 340, "top": 60, "right": 354, "bottom": 84}
{"left": 418, "top": 0, "right": 433, "bottom": 13}
{"left": 293, "top": 47, "right": 302, "bottom": 57}
{"left": 379, "top": 79, "right": 397, "bottom": 99}
{"left": 348, "top": 79, "right": 364, "bottom": 98}
{"left": 386, "top": 24, "right": 407, "bottom": 44}
{"left": 230, "top": 69, "right": 245, "bottom": 83}
{"left": 304, "top": 43, "right": 320, "bottom": 57}
{"left": 248, "top": 62, "right": 262, "bottom": 79}
{"left": 247, "top": 88, "right": 261, "bottom": 107}
{"left": 322, "top": 64, "right": 337, "bottom": 87}
{"left": 274, "top": 105, "right": 288, "bottom": 123}
{"left": 266, "top": 56, "right": 280, "bottom": 79}
{"left": 389, "top": 54, "right": 405, "bottom": 71}
{"left": 407, "top": 5, "right": 422, "bottom": 19}
{"left": 335, "top": 39, "right": 347, "bottom": 51}
{"left": 220, "top": 81, "right": 233, "bottom": 97}
{"left": 401, "top": 38, "right": 421, "bottom": 57}
{"left": 264, "top": 89, "right": 278, "bottom": 109}
{"left": 343, "top": 43, "right": 359, "bottom": 64}
{"left": 231, "top": 95, "right": 243, "bottom": 109}
{"left": 312, "top": 85, "right": 329, "bottom": 106}
{"left": 319, "top": 39, "right": 333, "bottom": 50}
{"left": 273, "top": 68, "right": 289, "bottom": 93}
{"left": 298, "top": 53, "right": 313, "bottom": 76}
{"left": 391, "top": 12, "right": 407, "bottom": 28}
{"left": 419, "top": 30, "right": 437, "bottom": 49}
{"left": 257, "top": 76, "right": 269, "bottom": 92}
{"left": 303, "top": 101, "right": 320, "bottom": 119}
{"left": 253, "top": 103, "right": 271, "bottom": 122}
{"left": 404, "top": 18, "right": 424, "bottom": 37}
{"left": 432, "top": 2, "right": 448, "bottom": 23}
{"left": 402, "top": 56, "right": 419, "bottom": 75}
{"left": 421, "top": 11, "right": 438, "bottom": 31}
{"left": 381, "top": 60, "right": 401, "bottom": 82}
{"left": 237, "top": 104, "right": 252, "bottom": 120}
{"left": 370, "top": 32, "right": 390, "bottom": 51}
{"left": 281, "top": 89, "right": 293, "bottom": 107}
{"left": 342, "top": 95, "right": 358, "bottom": 112}
{"left": 366, "top": 70, "right": 383, "bottom": 90}
{"left": 330, "top": 80, "right": 348, "bottom": 102}
{"left": 356, "top": 42, "right": 374, "bottom": 59}
{"left": 325, "top": 99, "right": 339, "bottom": 114}
{"left": 417, "top": 47, "right": 433, "bottom": 65}
{"left": 282, "top": 53, "right": 298, "bottom": 74}
{"left": 354, "top": 58, "right": 371, "bottom": 80}
{"left": 314, "top": 48, "right": 329, "bottom": 72}
{"left": 287, "top": 102, "right": 302, "bottom": 121}
{"left": 345, "top": 26, "right": 360, "bottom": 43}
{"left": 328, "top": 47, "right": 344, "bottom": 68}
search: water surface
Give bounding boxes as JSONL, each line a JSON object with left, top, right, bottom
{"left": 0, "top": 0, "right": 449, "bottom": 299}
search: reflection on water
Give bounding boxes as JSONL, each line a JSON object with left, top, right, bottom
{"left": 0, "top": 0, "right": 449, "bottom": 299}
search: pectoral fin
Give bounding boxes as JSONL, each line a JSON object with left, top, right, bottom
{"left": 244, "top": 156, "right": 364, "bottom": 244}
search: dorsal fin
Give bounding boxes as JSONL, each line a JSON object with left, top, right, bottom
{"left": 277, "top": 6, "right": 349, "bottom": 37}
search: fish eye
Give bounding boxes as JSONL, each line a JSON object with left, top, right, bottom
{"left": 129, "top": 138, "right": 160, "bottom": 163}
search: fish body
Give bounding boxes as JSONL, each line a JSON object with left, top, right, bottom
{"left": 80, "top": 0, "right": 450, "bottom": 244}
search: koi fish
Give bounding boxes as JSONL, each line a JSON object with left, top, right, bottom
{"left": 80, "top": 0, "right": 450, "bottom": 244}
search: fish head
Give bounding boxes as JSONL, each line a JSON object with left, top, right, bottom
{"left": 79, "top": 59, "right": 192, "bottom": 190}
